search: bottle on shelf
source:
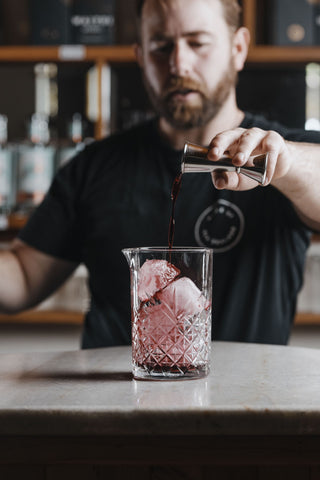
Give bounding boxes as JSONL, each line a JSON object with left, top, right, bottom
{"left": 0, "top": 114, "right": 16, "bottom": 229}
{"left": 16, "top": 113, "right": 55, "bottom": 215}
{"left": 57, "top": 112, "right": 85, "bottom": 169}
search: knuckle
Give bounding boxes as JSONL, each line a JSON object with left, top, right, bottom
{"left": 210, "top": 131, "right": 229, "bottom": 146}
{"left": 266, "top": 130, "right": 278, "bottom": 138}
{"left": 216, "top": 130, "right": 230, "bottom": 139}
{"left": 241, "top": 127, "right": 261, "bottom": 139}
{"left": 264, "top": 130, "right": 281, "bottom": 148}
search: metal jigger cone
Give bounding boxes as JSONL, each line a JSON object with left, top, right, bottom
{"left": 182, "top": 142, "right": 268, "bottom": 185}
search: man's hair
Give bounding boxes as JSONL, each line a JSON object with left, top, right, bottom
{"left": 135, "top": 0, "right": 242, "bottom": 34}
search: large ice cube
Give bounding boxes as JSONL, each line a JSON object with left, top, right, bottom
{"left": 138, "top": 259, "right": 180, "bottom": 302}
{"left": 138, "top": 276, "right": 206, "bottom": 328}
{"left": 157, "top": 277, "right": 206, "bottom": 319}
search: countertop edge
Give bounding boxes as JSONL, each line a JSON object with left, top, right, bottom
{"left": 1, "top": 407, "right": 320, "bottom": 436}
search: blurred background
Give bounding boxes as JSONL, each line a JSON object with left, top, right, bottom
{"left": 0, "top": 0, "right": 319, "bottom": 353}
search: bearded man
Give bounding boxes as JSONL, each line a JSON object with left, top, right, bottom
{"left": 1, "top": 0, "right": 320, "bottom": 348}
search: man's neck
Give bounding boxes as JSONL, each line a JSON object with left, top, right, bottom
{"left": 158, "top": 97, "right": 245, "bottom": 150}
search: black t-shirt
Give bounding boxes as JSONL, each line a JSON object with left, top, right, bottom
{"left": 19, "top": 112, "right": 320, "bottom": 347}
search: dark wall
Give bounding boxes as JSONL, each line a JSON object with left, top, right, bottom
{"left": 0, "top": 65, "right": 34, "bottom": 140}
{"left": 237, "top": 66, "right": 306, "bottom": 129}
{"left": 0, "top": 63, "right": 94, "bottom": 141}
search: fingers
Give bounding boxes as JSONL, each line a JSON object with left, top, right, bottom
{"left": 212, "top": 171, "right": 257, "bottom": 191}
{"left": 212, "top": 171, "right": 240, "bottom": 190}
{"left": 208, "top": 128, "right": 247, "bottom": 163}
{"left": 208, "top": 127, "right": 286, "bottom": 187}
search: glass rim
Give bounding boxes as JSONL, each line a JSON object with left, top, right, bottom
{"left": 122, "top": 246, "right": 213, "bottom": 253}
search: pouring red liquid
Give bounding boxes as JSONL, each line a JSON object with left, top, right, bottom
{"left": 168, "top": 172, "right": 182, "bottom": 249}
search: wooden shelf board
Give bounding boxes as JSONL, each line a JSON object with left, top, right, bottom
{"left": 0, "top": 309, "right": 318, "bottom": 327}
{"left": 0, "top": 45, "right": 136, "bottom": 63}
{"left": 295, "top": 312, "right": 320, "bottom": 325}
{"left": 0, "top": 310, "right": 83, "bottom": 325}
{"left": 248, "top": 45, "right": 320, "bottom": 64}
{"left": 0, "top": 44, "right": 319, "bottom": 65}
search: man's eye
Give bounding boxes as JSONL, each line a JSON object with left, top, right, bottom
{"left": 157, "top": 45, "right": 172, "bottom": 53}
{"left": 189, "top": 42, "right": 209, "bottom": 48}
{"left": 151, "top": 43, "right": 173, "bottom": 54}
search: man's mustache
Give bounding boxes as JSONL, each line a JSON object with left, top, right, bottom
{"left": 162, "top": 77, "right": 207, "bottom": 99}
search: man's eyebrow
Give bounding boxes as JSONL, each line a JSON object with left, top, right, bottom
{"left": 150, "top": 31, "right": 213, "bottom": 41}
{"left": 150, "top": 33, "right": 171, "bottom": 42}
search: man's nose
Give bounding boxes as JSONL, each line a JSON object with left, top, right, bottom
{"left": 169, "top": 42, "right": 191, "bottom": 76}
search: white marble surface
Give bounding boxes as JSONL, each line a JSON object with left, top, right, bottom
{"left": 0, "top": 341, "right": 320, "bottom": 436}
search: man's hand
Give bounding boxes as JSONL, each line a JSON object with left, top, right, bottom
{"left": 208, "top": 127, "right": 291, "bottom": 190}
{"left": 207, "top": 126, "right": 320, "bottom": 231}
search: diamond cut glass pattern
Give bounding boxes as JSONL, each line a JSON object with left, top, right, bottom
{"left": 123, "top": 247, "right": 213, "bottom": 380}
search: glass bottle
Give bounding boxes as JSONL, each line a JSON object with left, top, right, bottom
{"left": 16, "top": 113, "right": 56, "bottom": 214}
{"left": 0, "top": 115, "right": 16, "bottom": 229}
{"left": 57, "top": 113, "right": 85, "bottom": 169}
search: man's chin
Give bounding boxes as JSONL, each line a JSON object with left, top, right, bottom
{"left": 164, "top": 109, "right": 208, "bottom": 130}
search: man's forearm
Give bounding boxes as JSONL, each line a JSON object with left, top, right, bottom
{"left": 0, "top": 249, "right": 30, "bottom": 314}
{"left": 0, "top": 241, "right": 78, "bottom": 315}
{"left": 272, "top": 141, "right": 320, "bottom": 230}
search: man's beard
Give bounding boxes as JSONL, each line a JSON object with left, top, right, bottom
{"left": 143, "top": 64, "right": 238, "bottom": 129}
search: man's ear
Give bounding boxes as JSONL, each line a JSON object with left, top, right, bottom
{"left": 134, "top": 43, "right": 144, "bottom": 68}
{"left": 232, "top": 27, "right": 250, "bottom": 72}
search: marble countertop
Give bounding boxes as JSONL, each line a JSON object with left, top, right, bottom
{"left": 0, "top": 341, "right": 320, "bottom": 436}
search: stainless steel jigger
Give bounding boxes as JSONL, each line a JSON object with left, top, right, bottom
{"left": 181, "top": 142, "right": 268, "bottom": 185}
